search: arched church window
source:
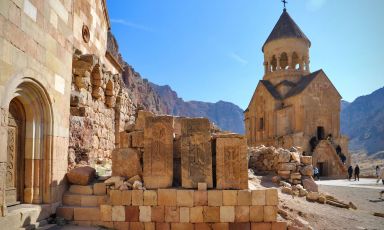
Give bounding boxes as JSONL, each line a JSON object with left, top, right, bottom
{"left": 280, "top": 52, "right": 288, "bottom": 70}
{"left": 291, "top": 52, "right": 300, "bottom": 70}
{"left": 271, "top": 56, "right": 277, "bottom": 71}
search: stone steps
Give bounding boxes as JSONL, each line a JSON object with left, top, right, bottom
{"left": 56, "top": 206, "right": 101, "bottom": 221}
{"left": 62, "top": 192, "right": 108, "bottom": 207}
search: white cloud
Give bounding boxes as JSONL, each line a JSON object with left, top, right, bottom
{"left": 229, "top": 52, "right": 248, "bottom": 65}
{"left": 307, "top": 0, "right": 327, "bottom": 11}
{"left": 110, "top": 19, "right": 154, "bottom": 32}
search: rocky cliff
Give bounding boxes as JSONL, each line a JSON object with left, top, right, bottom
{"left": 150, "top": 83, "right": 245, "bottom": 134}
{"left": 341, "top": 87, "right": 384, "bottom": 156}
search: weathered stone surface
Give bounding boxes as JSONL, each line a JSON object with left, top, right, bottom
{"left": 249, "top": 206, "right": 264, "bottom": 222}
{"left": 300, "top": 165, "right": 314, "bottom": 176}
{"left": 306, "top": 192, "right": 319, "bottom": 202}
{"left": 125, "top": 206, "right": 139, "bottom": 222}
{"left": 143, "top": 190, "right": 157, "bottom": 206}
{"left": 251, "top": 222, "right": 271, "bottom": 230}
{"left": 203, "top": 206, "right": 220, "bottom": 223}
{"left": 181, "top": 118, "right": 212, "bottom": 189}
{"left": 300, "top": 156, "right": 313, "bottom": 165}
{"left": 216, "top": 136, "right": 248, "bottom": 189}
{"left": 165, "top": 206, "right": 179, "bottom": 223}
{"left": 220, "top": 206, "right": 235, "bottom": 223}
{"left": 66, "top": 166, "right": 96, "bottom": 185}
{"left": 176, "top": 190, "right": 194, "bottom": 207}
{"left": 131, "top": 190, "right": 144, "bottom": 206}
{"left": 198, "top": 183, "right": 207, "bottom": 191}
{"left": 264, "top": 206, "right": 277, "bottom": 222}
{"left": 265, "top": 189, "right": 278, "bottom": 205}
{"left": 235, "top": 206, "right": 250, "bottom": 222}
{"left": 93, "top": 183, "right": 106, "bottom": 195}
{"left": 251, "top": 189, "right": 265, "bottom": 206}
{"left": 143, "top": 116, "right": 174, "bottom": 189}
{"left": 179, "top": 207, "right": 190, "bottom": 223}
{"left": 135, "top": 110, "right": 154, "bottom": 131}
{"left": 272, "top": 221, "right": 288, "bottom": 230}
{"left": 69, "top": 185, "right": 93, "bottom": 195}
{"left": 190, "top": 206, "right": 204, "bottom": 223}
{"left": 302, "top": 176, "right": 318, "bottom": 192}
{"left": 139, "top": 206, "right": 151, "bottom": 222}
{"left": 278, "top": 163, "right": 297, "bottom": 171}
{"left": 277, "top": 170, "right": 290, "bottom": 179}
{"left": 100, "top": 205, "right": 112, "bottom": 221}
{"left": 151, "top": 206, "right": 165, "bottom": 222}
{"left": 56, "top": 207, "right": 74, "bottom": 220}
{"left": 290, "top": 152, "right": 301, "bottom": 163}
{"left": 112, "top": 148, "right": 142, "bottom": 178}
{"left": 237, "top": 190, "right": 251, "bottom": 206}
{"left": 208, "top": 190, "right": 223, "bottom": 206}
{"left": 194, "top": 191, "right": 208, "bottom": 206}
{"left": 223, "top": 190, "right": 237, "bottom": 206}
{"left": 112, "top": 206, "right": 125, "bottom": 222}
{"left": 74, "top": 207, "right": 100, "bottom": 221}
{"left": 158, "top": 189, "right": 177, "bottom": 206}
{"left": 130, "top": 131, "right": 144, "bottom": 148}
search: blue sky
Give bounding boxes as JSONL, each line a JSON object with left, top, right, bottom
{"left": 107, "top": 0, "right": 384, "bottom": 110}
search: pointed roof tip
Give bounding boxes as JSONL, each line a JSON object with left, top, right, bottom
{"left": 262, "top": 9, "right": 311, "bottom": 52}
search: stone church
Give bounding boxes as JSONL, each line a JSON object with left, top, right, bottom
{"left": 244, "top": 9, "right": 350, "bottom": 178}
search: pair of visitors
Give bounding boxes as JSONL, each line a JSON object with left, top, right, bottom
{"left": 354, "top": 165, "right": 360, "bottom": 181}
{"left": 313, "top": 167, "right": 320, "bottom": 180}
{"left": 348, "top": 165, "right": 353, "bottom": 181}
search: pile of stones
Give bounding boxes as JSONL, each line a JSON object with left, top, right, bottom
{"left": 104, "top": 175, "right": 145, "bottom": 191}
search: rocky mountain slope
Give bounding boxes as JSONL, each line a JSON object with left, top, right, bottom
{"left": 341, "top": 87, "right": 384, "bottom": 156}
{"left": 150, "top": 83, "right": 245, "bottom": 134}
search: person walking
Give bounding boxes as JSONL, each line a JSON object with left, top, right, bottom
{"left": 376, "top": 165, "right": 380, "bottom": 179}
{"left": 348, "top": 165, "right": 353, "bottom": 181}
{"left": 354, "top": 165, "right": 360, "bottom": 181}
{"left": 377, "top": 166, "right": 384, "bottom": 185}
{"left": 313, "top": 167, "right": 320, "bottom": 180}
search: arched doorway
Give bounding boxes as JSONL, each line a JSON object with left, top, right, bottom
{"left": 5, "top": 98, "right": 25, "bottom": 206}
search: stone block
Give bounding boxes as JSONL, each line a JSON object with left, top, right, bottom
{"left": 165, "top": 206, "right": 179, "bottom": 223}
{"left": 171, "top": 223, "right": 194, "bottom": 230}
{"left": 251, "top": 223, "right": 271, "bottom": 230}
{"left": 220, "top": 206, "right": 235, "bottom": 223}
{"left": 74, "top": 207, "right": 100, "bottom": 221}
{"left": 208, "top": 190, "right": 222, "bottom": 206}
{"left": 249, "top": 206, "right": 263, "bottom": 222}
{"left": 143, "top": 116, "right": 174, "bottom": 188}
{"left": 264, "top": 206, "right": 277, "bottom": 222}
{"left": 112, "top": 206, "right": 125, "bottom": 222}
{"left": 278, "top": 149, "right": 291, "bottom": 163}
{"left": 130, "top": 131, "right": 144, "bottom": 148}
{"left": 100, "top": 205, "right": 112, "bottom": 221}
{"left": 278, "top": 171, "right": 290, "bottom": 180}
{"left": 132, "top": 190, "right": 144, "bottom": 206}
{"left": 302, "top": 177, "right": 318, "bottom": 192}
{"left": 121, "top": 190, "right": 132, "bottom": 205}
{"left": 235, "top": 206, "right": 250, "bottom": 222}
{"left": 93, "top": 221, "right": 114, "bottom": 229}
{"left": 139, "top": 206, "right": 151, "bottom": 222}
{"left": 194, "top": 191, "right": 208, "bottom": 206}
{"left": 237, "top": 190, "right": 251, "bottom": 206}
{"left": 278, "top": 163, "right": 297, "bottom": 171}
{"left": 145, "top": 222, "right": 156, "bottom": 230}
{"left": 179, "top": 207, "right": 190, "bottom": 223}
{"left": 63, "top": 193, "right": 81, "bottom": 206}
{"left": 93, "top": 183, "right": 106, "bottom": 195}
{"left": 113, "top": 222, "right": 129, "bottom": 230}
{"left": 81, "top": 195, "right": 98, "bottom": 206}
{"left": 151, "top": 206, "right": 165, "bottom": 222}
{"left": 229, "top": 223, "right": 251, "bottom": 230}
{"left": 300, "top": 156, "right": 312, "bottom": 165}
{"left": 66, "top": 166, "right": 96, "bottom": 185}
{"left": 130, "top": 222, "right": 145, "bottom": 230}
{"left": 125, "top": 206, "right": 139, "bottom": 222}
{"left": 198, "top": 182, "right": 207, "bottom": 191}
{"left": 110, "top": 190, "right": 122, "bottom": 205}
{"left": 177, "top": 190, "right": 194, "bottom": 207}
{"left": 156, "top": 223, "right": 170, "bottom": 230}
{"left": 300, "top": 165, "right": 313, "bottom": 176}
{"left": 271, "top": 221, "right": 287, "bottom": 230}
{"left": 144, "top": 190, "right": 157, "bottom": 206}
{"left": 223, "top": 190, "right": 237, "bottom": 206}
{"left": 112, "top": 148, "right": 142, "bottom": 178}
{"left": 265, "top": 189, "right": 278, "bottom": 205}
{"left": 120, "top": 131, "right": 130, "bottom": 148}
{"left": 212, "top": 223, "right": 229, "bottom": 230}
{"left": 158, "top": 189, "right": 177, "bottom": 206}
{"left": 135, "top": 110, "right": 154, "bottom": 131}
{"left": 56, "top": 207, "right": 73, "bottom": 220}
{"left": 190, "top": 206, "right": 204, "bottom": 223}
{"left": 203, "top": 206, "right": 220, "bottom": 223}
{"left": 216, "top": 137, "right": 248, "bottom": 189}
{"left": 180, "top": 118, "right": 212, "bottom": 188}
{"left": 69, "top": 185, "right": 93, "bottom": 195}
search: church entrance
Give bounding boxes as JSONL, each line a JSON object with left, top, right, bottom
{"left": 5, "top": 98, "right": 25, "bottom": 206}
{"left": 317, "top": 126, "right": 325, "bottom": 140}
{"left": 317, "top": 162, "right": 327, "bottom": 177}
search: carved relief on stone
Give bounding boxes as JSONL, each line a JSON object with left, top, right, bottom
{"left": 82, "top": 24, "right": 90, "bottom": 43}
{"left": 143, "top": 116, "right": 173, "bottom": 189}
{"left": 6, "top": 128, "right": 16, "bottom": 188}
{"left": 216, "top": 136, "right": 248, "bottom": 189}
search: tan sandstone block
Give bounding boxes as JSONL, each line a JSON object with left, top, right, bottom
{"left": 81, "top": 195, "right": 98, "bottom": 206}
{"left": 100, "top": 205, "right": 112, "bottom": 221}
{"left": 132, "top": 190, "right": 144, "bottom": 206}
{"left": 130, "top": 222, "right": 145, "bottom": 230}
{"left": 151, "top": 206, "right": 165, "bottom": 222}
{"left": 139, "top": 206, "right": 151, "bottom": 222}
{"left": 145, "top": 222, "right": 155, "bottom": 230}
{"left": 69, "top": 185, "right": 93, "bottom": 195}
{"left": 113, "top": 222, "right": 129, "bottom": 230}
{"left": 120, "top": 131, "right": 130, "bottom": 148}
{"left": 208, "top": 190, "right": 222, "bottom": 206}
{"left": 158, "top": 189, "right": 177, "bottom": 206}
{"left": 179, "top": 207, "right": 190, "bottom": 223}
{"left": 112, "top": 206, "right": 125, "bottom": 222}
{"left": 177, "top": 190, "right": 194, "bottom": 207}
{"left": 252, "top": 189, "right": 266, "bottom": 205}
{"left": 223, "top": 190, "right": 237, "bottom": 206}
{"left": 265, "top": 188, "right": 278, "bottom": 205}
{"left": 130, "top": 131, "right": 144, "bottom": 148}
{"left": 74, "top": 207, "right": 100, "bottom": 221}
{"left": 249, "top": 206, "right": 264, "bottom": 222}
{"left": 121, "top": 190, "right": 132, "bottom": 205}
{"left": 112, "top": 148, "right": 142, "bottom": 178}
{"left": 212, "top": 223, "right": 229, "bottom": 230}
{"left": 135, "top": 110, "right": 154, "bottom": 130}
{"left": 165, "top": 206, "right": 179, "bottom": 223}
{"left": 110, "top": 190, "right": 122, "bottom": 205}
{"left": 125, "top": 206, "right": 139, "bottom": 222}
{"left": 190, "top": 206, "right": 204, "bottom": 223}
{"left": 194, "top": 223, "right": 212, "bottom": 230}
{"left": 220, "top": 206, "right": 235, "bottom": 223}
{"left": 229, "top": 223, "right": 251, "bottom": 230}
{"left": 237, "top": 190, "right": 252, "bottom": 206}
{"left": 194, "top": 191, "right": 208, "bottom": 206}
{"left": 272, "top": 221, "right": 287, "bottom": 230}
{"left": 93, "top": 183, "right": 106, "bottom": 195}
{"left": 56, "top": 207, "right": 73, "bottom": 220}
{"left": 264, "top": 206, "right": 277, "bottom": 222}
{"left": 198, "top": 182, "right": 207, "bottom": 191}
{"left": 203, "top": 206, "right": 220, "bottom": 223}
{"left": 171, "top": 223, "right": 194, "bottom": 230}
{"left": 251, "top": 222, "right": 271, "bottom": 230}
{"left": 156, "top": 223, "right": 170, "bottom": 230}
{"left": 63, "top": 193, "right": 81, "bottom": 206}
{"left": 235, "top": 206, "right": 250, "bottom": 222}
{"left": 144, "top": 190, "right": 157, "bottom": 206}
